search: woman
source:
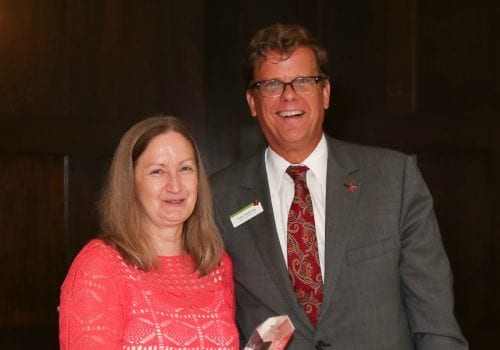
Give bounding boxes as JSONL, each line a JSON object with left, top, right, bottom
{"left": 59, "top": 115, "right": 239, "bottom": 349}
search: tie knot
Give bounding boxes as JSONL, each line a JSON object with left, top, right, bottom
{"left": 286, "top": 165, "right": 309, "bottom": 183}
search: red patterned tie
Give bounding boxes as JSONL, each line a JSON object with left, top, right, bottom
{"left": 286, "top": 165, "right": 323, "bottom": 326}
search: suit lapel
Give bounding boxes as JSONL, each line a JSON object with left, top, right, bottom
{"left": 318, "top": 138, "right": 362, "bottom": 323}
{"left": 239, "top": 152, "right": 314, "bottom": 331}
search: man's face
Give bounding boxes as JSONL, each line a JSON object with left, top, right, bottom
{"left": 246, "top": 46, "right": 330, "bottom": 162}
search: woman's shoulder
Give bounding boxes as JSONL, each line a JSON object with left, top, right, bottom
{"left": 221, "top": 252, "right": 232, "bottom": 265}
{"left": 60, "top": 239, "right": 129, "bottom": 301}
{"left": 78, "top": 238, "right": 119, "bottom": 258}
{"left": 219, "top": 252, "right": 233, "bottom": 274}
{"left": 69, "top": 239, "right": 124, "bottom": 275}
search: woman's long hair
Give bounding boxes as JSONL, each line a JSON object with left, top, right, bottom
{"left": 99, "top": 115, "right": 224, "bottom": 275}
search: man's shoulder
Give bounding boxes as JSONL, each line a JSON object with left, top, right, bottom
{"left": 327, "top": 136, "right": 410, "bottom": 168}
{"left": 210, "top": 150, "right": 263, "bottom": 189}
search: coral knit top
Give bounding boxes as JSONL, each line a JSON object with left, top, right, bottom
{"left": 59, "top": 239, "right": 239, "bottom": 350}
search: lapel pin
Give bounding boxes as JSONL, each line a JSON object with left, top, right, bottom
{"left": 344, "top": 183, "right": 358, "bottom": 193}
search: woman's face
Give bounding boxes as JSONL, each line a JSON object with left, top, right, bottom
{"left": 134, "top": 131, "right": 198, "bottom": 235}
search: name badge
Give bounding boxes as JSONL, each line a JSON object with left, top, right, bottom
{"left": 230, "top": 200, "right": 264, "bottom": 228}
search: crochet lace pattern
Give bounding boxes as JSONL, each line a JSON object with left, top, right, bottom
{"left": 59, "top": 239, "right": 238, "bottom": 350}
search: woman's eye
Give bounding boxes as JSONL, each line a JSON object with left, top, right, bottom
{"left": 150, "top": 169, "right": 163, "bottom": 175}
{"left": 180, "top": 166, "right": 193, "bottom": 172}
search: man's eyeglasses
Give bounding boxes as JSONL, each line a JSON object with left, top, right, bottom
{"left": 249, "top": 76, "right": 326, "bottom": 98}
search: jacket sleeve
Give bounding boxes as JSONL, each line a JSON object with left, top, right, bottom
{"left": 399, "top": 155, "right": 468, "bottom": 349}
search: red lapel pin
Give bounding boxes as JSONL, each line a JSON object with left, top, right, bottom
{"left": 344, "top": 183, "right": 358, "bottom": 193}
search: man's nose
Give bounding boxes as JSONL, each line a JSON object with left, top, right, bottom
{"left": 281, "top": 82, "right": 297, "bottom": 100}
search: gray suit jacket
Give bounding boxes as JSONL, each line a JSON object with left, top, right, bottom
{"left": 210, "top": 135, "right": 468, "bottom": 350}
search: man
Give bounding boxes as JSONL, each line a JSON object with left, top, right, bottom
{"left": 210, "top": 23, "right": 467, "bottom": 349}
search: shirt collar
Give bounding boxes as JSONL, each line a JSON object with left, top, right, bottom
{"left": 266, "top": 134, "right": 328, "bottom": 191}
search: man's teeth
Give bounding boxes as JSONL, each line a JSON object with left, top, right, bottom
{"left": 278, "top": 110, "right": 303, "bottom": 117}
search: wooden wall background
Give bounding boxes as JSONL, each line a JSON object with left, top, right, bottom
{"left": 0, "top": 0, "right": 498, "bottom": 348}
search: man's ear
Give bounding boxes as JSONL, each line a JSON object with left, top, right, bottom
{"left": 322, "top": 80, "right": 331, "bottom": 110}
{"left": 246, "top": 90, "right": 258, "bottom": 117}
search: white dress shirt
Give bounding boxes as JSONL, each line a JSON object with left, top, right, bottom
{"left": 265, "top": 134, "right": 328, "bottom": 277}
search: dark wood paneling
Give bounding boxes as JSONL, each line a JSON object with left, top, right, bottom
{"left": 168, "top": 0, "right": 207, "bottom": 143}
{"left": 0, "top": 325, "right": 58, "bottom": 349}
{"left": 68, "top": 0, "right": 122, "bottom": 116}
{"left": 68, "top": 0, "right": 175, "bottom": 117}
{"left": 418, "top": 0, "right": 500, "bottom": 113}
{"left": 417, "top": 150, "right": 497, "bottom": 348}
{"left": 385, "top": 0, "right": 416, "bottom": 114}
{"left": 0, "top": 0, "right": 68, "bottom": 114}
{"left": 320, "top": 0, "right": 387, "bottom": 117}
{"left": 0, "top": 154, "right": 65, "bottom": 327}
{"left": 65, "top": 154, "right": 110, "bottom": 263}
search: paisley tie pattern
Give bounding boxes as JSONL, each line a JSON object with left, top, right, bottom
{"left": 286, "top": 165, "right": 323, "bottom": 326}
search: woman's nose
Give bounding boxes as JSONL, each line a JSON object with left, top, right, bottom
{"left": 165, "top": 174, "right": 181, "bottom": 192}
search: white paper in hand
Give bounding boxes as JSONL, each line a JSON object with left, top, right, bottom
{"left": 243, "top": 315, "right": 295, "bottom": 350}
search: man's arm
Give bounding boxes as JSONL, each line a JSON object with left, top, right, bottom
{"left": 399, "top": 155, "right": 468, "bottom": 349}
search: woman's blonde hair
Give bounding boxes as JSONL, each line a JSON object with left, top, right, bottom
{"left": 99, "top": 115, "right": 224, "bottom": 275}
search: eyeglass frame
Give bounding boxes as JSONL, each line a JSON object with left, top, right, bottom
{"left": 248, "top": 75, "right": 328, "bottom": 98}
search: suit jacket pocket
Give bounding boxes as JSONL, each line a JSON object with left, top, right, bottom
{"left": 346, "top": 235, "right": 400, "bottom": 265}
